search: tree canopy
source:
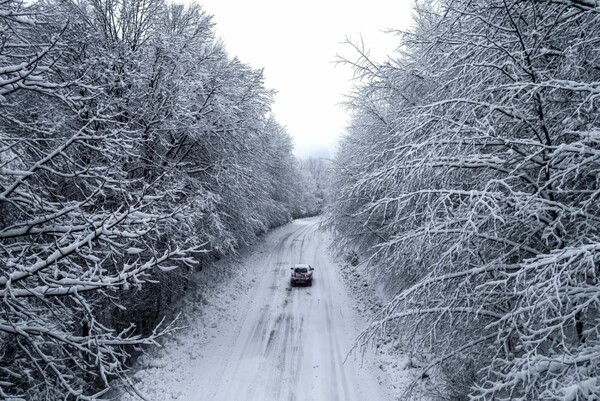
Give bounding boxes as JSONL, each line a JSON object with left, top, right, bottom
{"left": 0, "top": 0, "right": 316, "bottom": 398}
{"left": 329, "top": 0, "right": 600, "bottom": 399}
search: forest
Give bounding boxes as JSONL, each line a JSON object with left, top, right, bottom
{"left": 3, "top": 0, "right": 600, "bottom": 399}
{"left": 0, "top": 0, "right": 323, "bottom": 398}
{"left": 328, "top": 0, "right": 600, "bottom": 399}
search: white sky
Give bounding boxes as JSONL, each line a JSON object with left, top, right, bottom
{"left": 192, "top": 0, "right": 414, "bottom": 158}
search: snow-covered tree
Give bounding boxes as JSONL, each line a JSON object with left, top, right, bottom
{"left": 298, "top": 156, "right": 332, "bottom": 214}
{"left": 329, "top": 0, "right": 600, "bottom": 399}
{"left": 1, "top": 0, "right": 312, "bottom": 397}
{"left": 0, "top": 0, "right": 206, "bottom": 398}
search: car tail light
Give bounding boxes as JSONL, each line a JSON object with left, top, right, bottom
{"left": 291, "top": 272, "right": 296, "bottom": 277}
{"left": 306, "top": 273, "right": 311, "bottom": 278}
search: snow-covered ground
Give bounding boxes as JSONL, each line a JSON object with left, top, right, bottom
{"left": 338, "top": 257, "right": 431, "bottom": 400}
{"left": 120, "top": 217, "right": 417, "bottom": 401}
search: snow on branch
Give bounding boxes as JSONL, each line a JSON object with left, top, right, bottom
{"left": 329, "top": 0, "right": 600, "bottom": 398}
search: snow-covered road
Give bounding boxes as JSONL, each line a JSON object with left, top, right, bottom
{"left": 124, "top": 218, "right": 388, "bottom": 401}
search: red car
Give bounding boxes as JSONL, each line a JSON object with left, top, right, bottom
{"left": 290, "top": 264, "right": 314, "bottom": 286}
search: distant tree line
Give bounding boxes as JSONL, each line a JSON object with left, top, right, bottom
{"left": 298, "top": 157, "right": 333, "bottom": 215}
{"left": 329, "top": 0, "right": 600, "bottom": 399}
{"left": 0, "top": 0, "right": 318, "bottom": 398}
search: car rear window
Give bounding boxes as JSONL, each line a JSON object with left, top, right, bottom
{"left": 294, "top": 267, "right": 308, "bottom": 273}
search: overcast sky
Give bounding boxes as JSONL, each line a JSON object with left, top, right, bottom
{"left": 192, "top": 0, "right": 414, "bottom": 158}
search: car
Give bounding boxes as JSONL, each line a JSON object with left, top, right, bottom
{"left": 290, "top": 264, "right": 314, "bottom": 286}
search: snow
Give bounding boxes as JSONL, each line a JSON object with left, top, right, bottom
{"left": 338, "top": 259, "right": 430, "bottom": 400}
{"left": 119, "top": 218, "right": 403, "bottom": 401}
{"left": 560, "top": 377, "right": 598, "bottom": 401}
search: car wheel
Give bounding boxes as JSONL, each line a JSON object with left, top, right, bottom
{"left": 308, "top": 280, "right": 312, "bottom": 287}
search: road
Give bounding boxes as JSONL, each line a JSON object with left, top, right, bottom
{"left": 128, "top": 218, "right": 388, "bottom": 401}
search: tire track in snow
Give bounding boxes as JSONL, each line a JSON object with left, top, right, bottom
{"left": 151, "top": 218, "right": 388, "bottom": 401}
